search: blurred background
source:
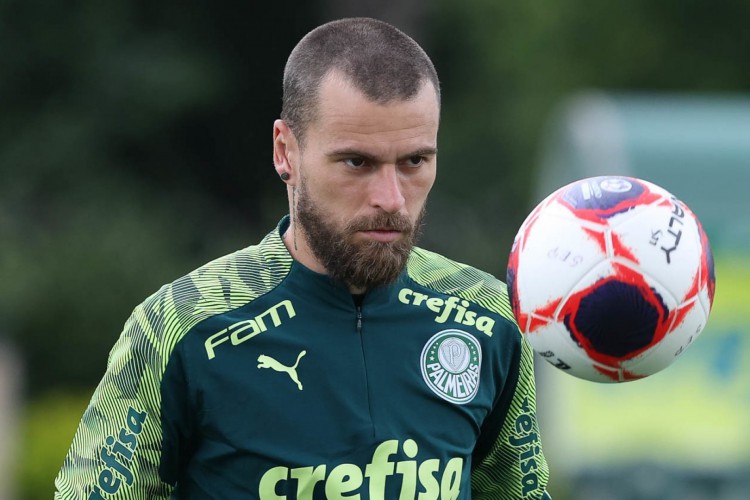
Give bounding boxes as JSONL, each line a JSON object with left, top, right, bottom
{"left": 1, "top": 0, "right": 748, "bottom": 498}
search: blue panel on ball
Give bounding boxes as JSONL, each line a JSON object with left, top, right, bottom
{"left": 561, "top": 176, "right": 644, "bottom": 215}
{"left": 565, "top": 280, "right": 665, "bottom": 358}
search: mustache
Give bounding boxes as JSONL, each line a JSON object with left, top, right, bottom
{"left": 347, "top": 213, "right": 413, "bottom": 233}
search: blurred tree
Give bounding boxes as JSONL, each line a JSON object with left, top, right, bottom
{"left": 0, "top": 0, "right": 322, "bottom": 396}
{"left": 424, "top": 0, "right": 750, "bottom": 273}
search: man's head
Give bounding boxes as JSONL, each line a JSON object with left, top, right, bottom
{"left": 273, "top": 18, "right": 440, "bottom": 292}
{"left": 281, "top": 17, "right": 440, "bottom": 147}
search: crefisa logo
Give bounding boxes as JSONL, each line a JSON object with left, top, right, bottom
{"left": 421, "top": 329, "right": 481, "bottom": 404}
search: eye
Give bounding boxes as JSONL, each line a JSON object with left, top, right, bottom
{"left": 405, "top": 155, "right": 426, "bottom": 167}
{"left": 344, "top": 157, "right": 367, "bottom": 168}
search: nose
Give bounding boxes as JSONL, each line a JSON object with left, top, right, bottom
{"left": 370, "top": 166, "right": 406, "bottom": 214}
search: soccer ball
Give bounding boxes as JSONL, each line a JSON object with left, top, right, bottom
{"left": 506, "top": 176, "right": 716, "bottom": 382}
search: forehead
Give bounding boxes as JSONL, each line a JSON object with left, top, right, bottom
{"left": 306, "top": 72, "right": 440, "bottom": 153}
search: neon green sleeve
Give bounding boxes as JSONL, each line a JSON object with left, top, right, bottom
{"left": 471, "top": 338, "right": 551, "bottom": 499}
{"left": 54, "top": 288, "right": 177, "bottom": 499}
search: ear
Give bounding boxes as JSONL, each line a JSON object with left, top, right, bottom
{"left": 273, "top": 119, "right": 299, "bottom": 184}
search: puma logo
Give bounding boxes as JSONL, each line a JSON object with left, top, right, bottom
{"left": 257, "top": 351, "right": 306, "bottom": 390}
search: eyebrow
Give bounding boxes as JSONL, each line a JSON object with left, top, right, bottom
{"left": 327, "top": 147, "right": 438, "bottom": 163}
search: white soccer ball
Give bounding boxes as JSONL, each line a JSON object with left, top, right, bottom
{"left": 506, "top": 176, "right": 716, "bottom": 382}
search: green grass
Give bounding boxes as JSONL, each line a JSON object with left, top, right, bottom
{"left": 18, "top": 390, "right": 91, "bottom": 500}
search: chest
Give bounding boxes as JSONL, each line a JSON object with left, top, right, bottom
{"left": 176, "top": 290, "right": 507, "bottom": 497}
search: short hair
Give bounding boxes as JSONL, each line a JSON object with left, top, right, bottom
{"left": 281, "top": 17, "right": 440, "bottom": 146}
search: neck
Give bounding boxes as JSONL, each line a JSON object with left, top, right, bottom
{"left": 282, "top": 221, "right": 324, "bottom": 274}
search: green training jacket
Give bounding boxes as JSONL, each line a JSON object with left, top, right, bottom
{"left": 55, "top": 216, "right": 551, "bottom": 499}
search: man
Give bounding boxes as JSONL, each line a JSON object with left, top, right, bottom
{"left": 56, "top": 17, "right": 551, "bottom": 499}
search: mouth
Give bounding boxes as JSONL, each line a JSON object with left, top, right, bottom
{"left": 358, "top": 228, "right": 403, "bottom": 243}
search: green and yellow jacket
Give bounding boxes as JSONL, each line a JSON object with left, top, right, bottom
{"left": 55, "top": 216, "right": 550, "bottom": 499}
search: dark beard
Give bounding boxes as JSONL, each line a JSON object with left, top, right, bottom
{"left": 295, "top": 183, "right": 425, "bottom": 290}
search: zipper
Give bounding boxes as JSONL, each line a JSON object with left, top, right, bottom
{"left": 356, "top": 305, "right": 363, "bottom": 335}
{"left": 352, "top": 293, "right": 365, "bottom": 334}
{"left": 353, "top": 297, "right": 375, "bottom": 436}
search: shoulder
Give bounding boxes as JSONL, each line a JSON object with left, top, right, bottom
{"left": 129, "top": 226, "right": 293, "bottom": 362}
{"left": 406, "top": 246, "right": 516, "bottom": 326}
{"left": 175, "top": 226, "right": 292, "bottom": 314}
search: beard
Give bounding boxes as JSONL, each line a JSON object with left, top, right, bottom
{"left": 295, "top": 182, "right": 425, "bottom": 290}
